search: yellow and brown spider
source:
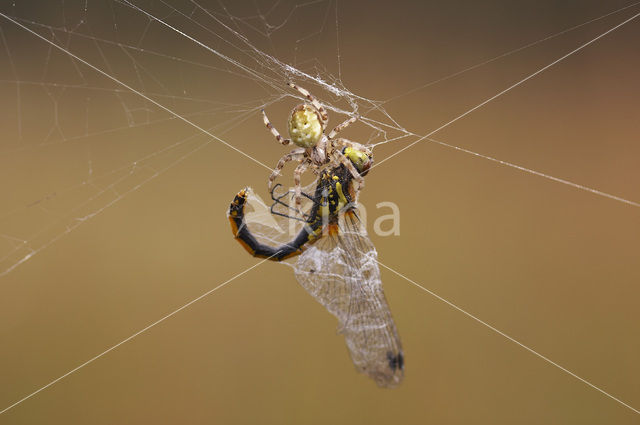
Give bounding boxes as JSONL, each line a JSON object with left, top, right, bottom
{"left": 262, "top": 82, "right": 372, "bottom": 208}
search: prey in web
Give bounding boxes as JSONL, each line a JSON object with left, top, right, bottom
{"left": 228, "top": 148, "right": 404, "bottom": 388}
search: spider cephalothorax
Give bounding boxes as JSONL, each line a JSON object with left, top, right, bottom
{"left": 262, "top": 82, "right": 371, "bottom": 208}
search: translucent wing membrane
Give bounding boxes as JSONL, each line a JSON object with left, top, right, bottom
{"left": 294, "top": 212, "right": 404, "bottom": 387}
{"left": 229, "top": 162, "right": 403, "bottom": 387}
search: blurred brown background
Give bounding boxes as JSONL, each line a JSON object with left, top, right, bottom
{"left": 1, "top": 1, "right": 639, "bottom": 424}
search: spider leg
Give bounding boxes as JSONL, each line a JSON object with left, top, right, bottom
{"left": 310, "top": 166, "right": 321, "bottom": 175}
{"left": 331, "top": 137, "right": 370, "bottom": 153}
{"left": 331, "top": 150, "right": 365, "bottom": 190}
{"left": 287, "top": 82, "right": 328, "bottom": 123}
{"left": 268, "top": 149, "right": 306, "bottom": 192}
{"left": 327, "top": 115, "right": 357, "bottom": 139}
{"left": 262, "top": 109, "right": 290, "bottom": 146}
{"left": 293, "top": 159, "right": 312, "bottom": 209}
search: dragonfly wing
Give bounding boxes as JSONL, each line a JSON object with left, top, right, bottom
{"left": 294, "top": 211, "right": 404, "bottom": 387}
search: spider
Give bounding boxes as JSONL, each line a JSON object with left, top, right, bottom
{"left": 262, "top": 82, "right": 372, "bottom": 208}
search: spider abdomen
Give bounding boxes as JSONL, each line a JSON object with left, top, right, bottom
{"left": 288, "top": 105, "right": 323, "bottom": 148}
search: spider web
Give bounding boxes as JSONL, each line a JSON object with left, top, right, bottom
{"left": 1, "top": 1, "right": 638, "bottom": 277}
{"left": 0, "top": 0, "right": 408, "bottom": 277}
{"left": 1, "top": 0, "right": 639, "bottom": 419}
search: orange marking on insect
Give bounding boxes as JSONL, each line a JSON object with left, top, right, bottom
{"left": 278, "top": 249, "right": 305, "bottom": 261}
{"left": 235, "top": 237, "right": 258, "bottom": 257}
{"left": 228, "top": 217, "right": 241, "bottom": 237}
{"left": 327, "top": 224, "right": 339, "bottom": 236}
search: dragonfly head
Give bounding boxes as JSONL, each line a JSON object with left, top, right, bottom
{"left": 343, "top": 146, "right": 372, "bottom": 176}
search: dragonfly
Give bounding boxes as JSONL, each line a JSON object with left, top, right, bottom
{"left": 227, "top": 148, "right": 404, "bottom": 388}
